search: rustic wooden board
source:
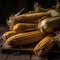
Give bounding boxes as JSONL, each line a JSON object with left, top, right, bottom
{"left": 1, "top": 43, "right": 36, "bottom": 54}
{"left": 6, "top": 54, "right": 19, "bottom": 60}
{"left": 17, "top": 54, "right": 31, "bottom": 60}
{"left": 6, "top": 54, "right": 31, "bottom": 60}
{"left": 31, "top": 55, "right": 42, "bottom": 60}
{"left": 1, "top": 43, "right": 60, "bottom": 57}
{"left": 0, "top": 50, "right": 9, "bottom": 60}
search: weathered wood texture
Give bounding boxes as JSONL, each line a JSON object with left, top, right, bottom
{"left": 0, "top": 50, "right": 8, "bottom": 60}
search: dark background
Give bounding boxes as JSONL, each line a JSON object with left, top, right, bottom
{"left": 0, "top": 0, "right": 56, "bottom": 24}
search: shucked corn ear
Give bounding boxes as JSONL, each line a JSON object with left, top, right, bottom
{"left": 12, "top": 23, "right": 38, "bottom": 32}
{"left": 14, "top": 12, "right": 49, "bottom": 23}
{"left": 2, "top": 31, "right": 19, "bottom": 41}
{"left": 38, "top": 16, "right": 60, "bottom": 33}
{"left": 2, "top": 23, "right": 37, "bottom": 41}
{"left": 8, "top": 12, "right": 50, "bottom": 30}
{"left": 34, "top": 34, "right": 55, "bottom": 56}
{"left": 6, "top": 31, "right": 46, "bottom": 46}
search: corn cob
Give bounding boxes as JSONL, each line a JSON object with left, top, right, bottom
{"left": 38, "top": 16, "right": 60, "bottom": 33}
{"left": 2, "top": 31, "right": 19, "bottom": 41}
{"left": 12, "top": 23, "right": 38, "bottom": 32}
{"left": 6, "top": 31, "right": 47, "bottom": 46}
{"left": 34, "top": 34, "right": 55, "bottom": 56}
{"left": 8, "top": 12, "right": 50, "bottom": 30}
{"left": 10, "top": 12, "right": 49, "bottom": 23}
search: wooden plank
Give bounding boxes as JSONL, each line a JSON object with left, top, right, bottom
{"left": 7, "top": 54, "right": 31, "bottom": 60}
{"left": 18, "top": 54, "right": 31, "bottom": 60}
{"left": 31, "top": 55, "right": 49, "bottom": 60}
{"left": 1, "top": 43, "right": 34, "bottom": 54}
{"left": 0, "top": 50, "right": 8, "bottom": 60}
{"left": 6, "top": 54, "right": 19, "bottom": 60}
{"left": 1, "top": 46, "right": 34, "bottom": 54}
{"left": 31, "top": 55, "right": 42, "bottom": 60}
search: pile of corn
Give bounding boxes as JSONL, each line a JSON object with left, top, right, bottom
{"left": 2, "top": 11, "right": 60, "bottom": 56}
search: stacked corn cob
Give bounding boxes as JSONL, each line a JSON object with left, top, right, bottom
{"left": 2, "top": 11, "right": 60, "bottom": 56}
{"left": 3, "top": 12, "right": 49, "bottom": 43}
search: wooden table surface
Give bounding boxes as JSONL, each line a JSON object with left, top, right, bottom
{"left": 0, "top": 24, "right": 60, "bottom": 60}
